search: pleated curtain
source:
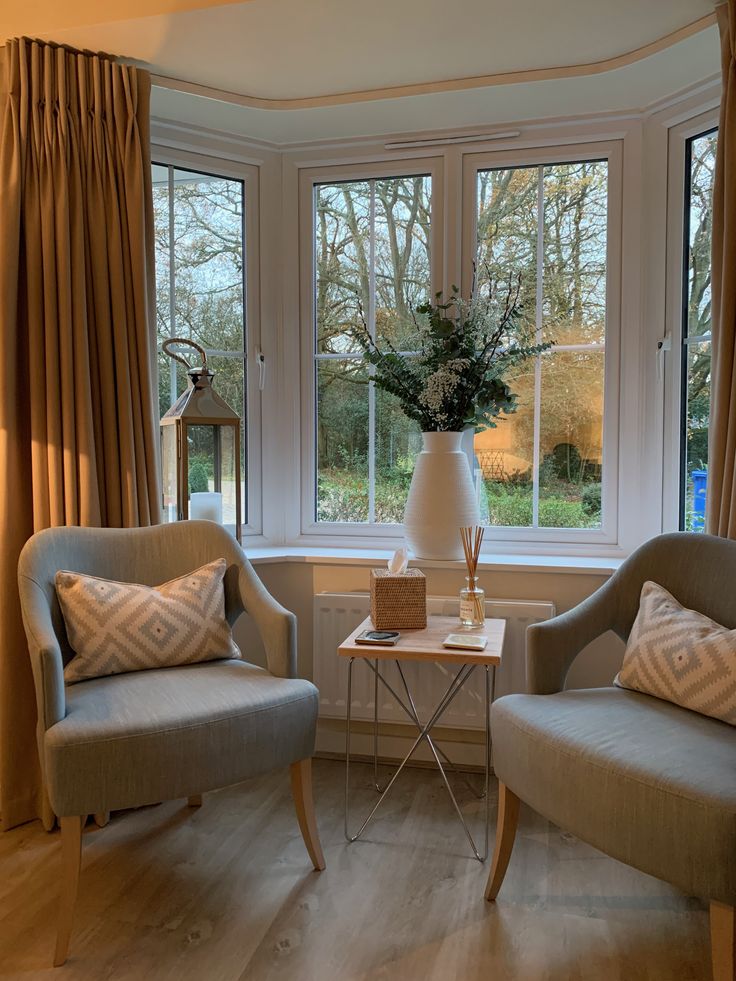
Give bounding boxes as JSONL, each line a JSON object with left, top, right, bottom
{"left": 707, "top": 1, "right": 736, "bottom": 536}
{"left": 0, "top": 38, "right": 160, "bottom": 829}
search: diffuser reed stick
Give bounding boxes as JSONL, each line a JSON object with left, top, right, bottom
{"left": 460, "top": 525, "right": 485, "bottom": 626}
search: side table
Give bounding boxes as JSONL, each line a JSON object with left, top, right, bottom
{"left": 338, "top": 615, "right": 505, "bottom": 861}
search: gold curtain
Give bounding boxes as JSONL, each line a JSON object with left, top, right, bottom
{"left": 707, "top": 2, "right": 736, "bottom": 536}
{"left": 0, "top": 38, "right": 160, "bottom": 829}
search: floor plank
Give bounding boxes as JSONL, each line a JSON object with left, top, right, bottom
{"left": 0, "top": 760, "right": 708, "bottom": 980}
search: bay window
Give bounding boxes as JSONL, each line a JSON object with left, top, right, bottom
{"left": 147, "top": 114, "right": 723, "bottom": 554}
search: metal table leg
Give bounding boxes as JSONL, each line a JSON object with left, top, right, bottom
{"left": 344, "top": 656, "right": 497, "bottom": 861}
{"left": 366, "top": 660, "right": 484, "bottom": 800}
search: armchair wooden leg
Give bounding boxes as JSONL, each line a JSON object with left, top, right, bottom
{"left": 54, "top": 816, "right": 83, "bottom": 967}
{"left": 711, "top": 902, "right": 736, "bottom": 981}
{"left": 290, "top": 758, "right": 326, "bottom": 871}
{"left": 92, "top": 812, "right": 109, "bottom": 828}
{"left": 187, "top": 795, "right": 203, "bottom": 807}
{"left": 484, "top": 782, "right": 520, "bottom": 902}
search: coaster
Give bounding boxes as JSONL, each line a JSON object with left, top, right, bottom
{"left": 443, "top": 633, "right": 488, "bottom": 651}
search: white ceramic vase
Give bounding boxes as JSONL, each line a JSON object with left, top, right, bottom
{"left": 403, "top": 431, "right": 480, "bottom": 560}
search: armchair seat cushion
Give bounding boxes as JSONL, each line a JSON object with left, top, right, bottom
{"left": 492, "top": 687, "right": 736, "bottom": 904}
{"left": 44, "top": 659, "right": 318, "bottom": 816}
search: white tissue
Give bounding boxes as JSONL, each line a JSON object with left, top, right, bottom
{"left": 388, "top": 545, "right": 409, "bottom": 575}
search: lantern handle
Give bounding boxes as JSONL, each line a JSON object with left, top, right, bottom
{"left": 162, "top": 337, "right": 208, "bottom": 370}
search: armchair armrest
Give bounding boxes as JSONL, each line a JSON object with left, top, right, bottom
{"left": 17, "top": 574, "right": 66, "bottom": 729}
{"left": 526, "top": 577, "right": 619, "bottom": 694}
{"left": 234, "top": 558, "right": 297, "bottom": 679}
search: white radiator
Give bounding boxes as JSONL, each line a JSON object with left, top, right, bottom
{"left": 313, "top": 594, "right": 555, "bottom": 731}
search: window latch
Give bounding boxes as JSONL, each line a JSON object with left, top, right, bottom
{"left": 256, "top": 349, "right": 266, "bottom": 391}
{"left": 656, "top": 333, "right": 672, "bottom": 381}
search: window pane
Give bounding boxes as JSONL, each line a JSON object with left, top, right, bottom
{"left": 314, "top": 174, "right": 431, "bottom": 524}
{"left": 317, "top": 359, "right": 369, "bottom": 522}
{"left": 683, "top": 340, "right": 711, "bottom": 531}
{"left": 208, "top": 354, "right": 246, "bottom": 523}
{"left": 539, "top": 350, "right": 604, "bottom": 529}
{"left": 170, "top": 169, "right": 244, "bottom": 353}
{"left": 681, "top": 131, "right": 716, "bottom": 531}
{"left": 542, "top": 161, "right": 607, "bottom": 345}
{"left": 315, "top": 181, "right": 371, "bottom": 355}
{"left": 375, "top": 386, "right": 422, "bottom": 523}
{"left": 476, "top": 159, "right": 609, "bottom": 531}
{"left": 476, "top": 166, "right": 537, "bottom": 339}
{"left": 153, "top": 164, "right": 247, "bottom": 525}
{"left": 686, "top": 134, "right": 716, "bottom": 340}
{"left": 374, "top": 176, "right": 431, "bottom": 350}
{"left": 475, "top": 360, "right": 535, "bottom": 528}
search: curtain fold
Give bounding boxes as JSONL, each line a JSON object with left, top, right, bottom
{"left": 0, "top": 37, "right": 160, "bottom": 829}
{"left": 707, "top": 2, "right": 736, "bottom": 536}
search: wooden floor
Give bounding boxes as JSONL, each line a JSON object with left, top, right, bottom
{"left": 0, "top": 759, "right": 709, "bottom": 980}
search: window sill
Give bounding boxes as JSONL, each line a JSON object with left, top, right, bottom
{"left": 243, "top": 545, "right": 622, "bottom": 576}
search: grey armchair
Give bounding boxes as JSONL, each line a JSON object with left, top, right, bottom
{"left": 485, "top": 532, "right": 736, "bottom": 981}
{"left": 18, "top": 521, "right": 325, "bottom": 967}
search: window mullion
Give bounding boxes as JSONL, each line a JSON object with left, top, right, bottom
{"left": 532, "top": 166, "right": 544, "bottom": 529}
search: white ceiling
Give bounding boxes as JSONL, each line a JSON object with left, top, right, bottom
{"left": 10, "top": 0, "right": 721, "bottom": 145}
{"left": 27, "top": 0, "right": 715, "bottom": 101}
{"left": 148, "top": 27, "right": 720, "bottom": 146}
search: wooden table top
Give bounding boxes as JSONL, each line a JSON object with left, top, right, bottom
{"left": 338, "top": 615, "right": 505, "bottom": 666}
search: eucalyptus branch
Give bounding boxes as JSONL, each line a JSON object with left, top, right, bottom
{"left": 345, "top": 270, "right": 547, "bottom": 432}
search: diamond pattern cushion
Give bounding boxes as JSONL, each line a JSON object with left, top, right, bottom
{"left": 614, "top": 580, "right": 736, "bottom": 724}
{"left": 56, "top": 558, "right": 240, "bottom": 684}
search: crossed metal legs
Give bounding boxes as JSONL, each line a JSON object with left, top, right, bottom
{"left": 344, "top": 657, "right": 495, "bottom": 861}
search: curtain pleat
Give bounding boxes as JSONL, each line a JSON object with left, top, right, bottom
{"left": 0, "top": 37, "right": 160, "bottom": 828}
{"left": 707, "top": 2, "right": 736, "bottom": 536}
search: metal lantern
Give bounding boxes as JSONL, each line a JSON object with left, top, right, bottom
{"left": 160, "top": 337, "right": 242, "bottom": 542}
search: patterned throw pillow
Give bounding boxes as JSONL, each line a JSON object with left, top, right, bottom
{"left": 56, "top": 558, "right": 240, "bottom": 684}
{"left": 614, "top": 580, "right": 736, "bottom": 725}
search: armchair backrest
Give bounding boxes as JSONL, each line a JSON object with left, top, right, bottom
{"left": 18, "top": 521, "right": 248, "bottom": 667}
{"left": 607, "top": 532, "right": 736, "bottom": 641}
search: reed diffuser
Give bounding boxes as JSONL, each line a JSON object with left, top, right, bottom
{"left": 459, "top": 525, "right": 485, "bottom": 628}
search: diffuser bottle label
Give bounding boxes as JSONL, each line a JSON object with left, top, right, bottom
{"left": 459, "top": 598, "right": 476, "bottom": 621}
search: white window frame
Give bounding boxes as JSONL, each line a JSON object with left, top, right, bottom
{"left": 299, "top": 157, "right": 444, "bottom": 542}
{"left": 151, "top": 145, "right": 263, "bottom": 537}
{"left": 298, "top": 142, "right": 624, "bottom": 548}
{"left": 662, "top": 109, "right": 719, "bottom": 532}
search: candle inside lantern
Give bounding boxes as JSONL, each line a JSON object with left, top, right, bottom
{"left": 189, "top": 492, "right": 223, "bottom": 524}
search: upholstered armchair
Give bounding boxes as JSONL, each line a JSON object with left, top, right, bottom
{"left": 484, "top": 532, "right": 736, "bottom": 981}
{"left": 17, "top": 521, "right": 325, "bottom": 967}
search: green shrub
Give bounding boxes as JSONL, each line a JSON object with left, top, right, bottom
{"left": 581, "top": 483, "right": 602, "bottom": 518}
{"left": 486, "top": 485, "right": 594, "bottom": 529}
{"left": 538, "top": 498, "right": 587, "bottom": 527}
{"left": 318, "top": 468, "right": 598, "bottom": 529}
{"left": 188, "top": 461, "right": 210, "bottom": 494}
{"left": 487, "top": 488, "right": 532, "bottom": 526}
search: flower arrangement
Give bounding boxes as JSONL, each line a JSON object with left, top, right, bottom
{"left": 352, "top": 270, "right": 549, "bottom": 433}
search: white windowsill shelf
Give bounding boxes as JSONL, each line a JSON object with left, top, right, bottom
{"left": 242, "top": 545, "right": 622, "bottom": 576}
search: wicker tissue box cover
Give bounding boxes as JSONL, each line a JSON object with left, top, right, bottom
{"left": 370, "top": 568, "right": 427, "bottom": 630}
